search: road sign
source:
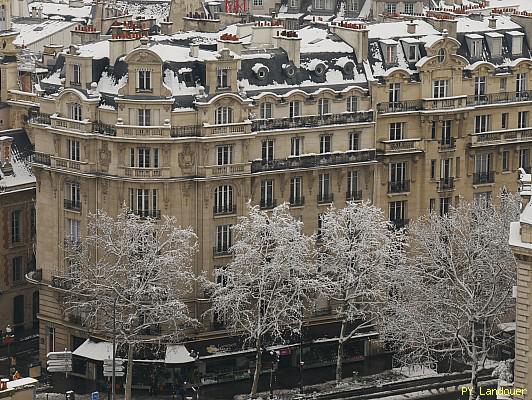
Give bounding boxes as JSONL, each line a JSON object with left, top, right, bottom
{"left": 47, "top": 351, "right": 72, "bottom": 360}
{"left": 103, "top": 358, "right": 125, "bottom": 377}
{"left": 47, "top": 365, "right": 73, "bottom": 373}
{"left": 91, "top": 392, "right": 99, "bottom": 400}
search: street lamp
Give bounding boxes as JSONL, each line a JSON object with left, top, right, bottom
{"left": 187, "top": 350, "right": 200, "bottom": 400}
{"left": 3, "top": 325, "right": 15, "bottom": 376}
{"left": 268, "top": 350, "right": 279, "bottom": 400}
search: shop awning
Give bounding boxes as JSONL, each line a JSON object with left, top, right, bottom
{"left": 165, "top": 345, "right": 195, "bottom": 364}
{"left": 73, "top": 339, "right": 113, "bottom": 361}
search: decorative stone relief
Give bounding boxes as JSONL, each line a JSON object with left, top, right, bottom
{"left": 178, "top": 144, "right": 195, "bottom": 174}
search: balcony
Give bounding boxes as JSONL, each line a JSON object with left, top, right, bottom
{"left": 124, "top": 167, "right": 167, "bottom": 178}
{"left": 131, "top": 209, "right": 161, "bottom": 219}
{"left": 473, "top": 172, "right": 495, "bottom": 185}
{"left": 8, "top": 89, "right": 39, "bottom": 107}
{"left": 260, "top": 200, "right": 277, "bottom": 210}
{"left": 251, "top": 150, "right": 376, "bottom": 173}
{"left": 346, "top": 190, "right": 362, "bottom": 201}
{"left": 376, "top": 101, "right": 422, "bottom": 114}
{"left": 32, "top": 152, "right": 51, "bottom": 166}
{"left": 422, "top": 95, "right": 467, "bottom": 111}
{"left": 28, "top": 112, "right": 51, "bottom": 125}
{"left": 466, "top": 90, "right": 532, "bottom": 106}
{"left": 118, "top": 125, "right": 170, "bottom": 137}
{"left": 203, "top": 163, "right": 250, "bottom": 177}
{"left": 437, "top": 177, "right": 455, "bottom": 192}
{"left": 171, "top": 125, "right": 201, "bottom": 137}
{"left": 64, "top": 199, "right": 82, "bottom": 212}
{"left": 52, "top": 156, "right": 90, "bottom": 172}
{"left": 470, "top": 127, "right": 532, "bottom": 147}
{"left": 390, "top": 219, "right": 409, "bottom": 229}
{"left": 51, "top": 275, "right": 71, "bottom": 290}
{"left": 381, "top": 139, "right": 423, "bottom": 154}
{"left": 203, "top": 121, "right": 251, "bottom": 136}
{"left": 439, "top": 137, "right": 456, "bottom": 151}
{"left": 317, "top": 193, "right": 334, "bottom": 204}
{"left": 94, "top": 122, "right": 117, "bottom": 136}
{"left": 213, "top": 204, "right": 237, "bottom": 216}
{"left": 251, "top": 111, "right": 374, "bottom": 132}
{"left": 51, "top": 116, "right": 93, "bottom": 133}
{"left": 388, "top": 180, "right": 410, "bottom": 194}
{"left": 289, "top": 196, "right": 305, "bottom": 206}
{"left": 213, "top": 246, "right": 231, "bottom": 257}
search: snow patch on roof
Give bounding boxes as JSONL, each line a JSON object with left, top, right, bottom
{"left": 96, "top": 72, "right": 127, "bottom": 95}
{"left": 13, "top": 19, "right": 76, "bottom": 46}
{"left": 76, "top": 40, "right": 109, "bottom": 59}
{"left": 368, "top": 20, "right": 439, "bottom": 40}
{"left": 456, "top": 14, "right": 521, "bottom": 33}
{"left": 298, "top": 26, "right": 353, "bottom": 53}
{"left": 163, "top": 69, "right": 200, "bottom": 96}
{"left": 41, "top": 70, "right": 62, "bottom": 85}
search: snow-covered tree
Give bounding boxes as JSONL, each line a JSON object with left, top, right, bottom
{"left": 207, "top": 203, "right": 326, "bottom": 398}
{"left": 380, "top": 196, "right": 519, "bottom": 400}
{"left": 319, "top": 201, "right": 406, "bottom": 384}
{"left": 61, "top": 209, "right": 198, "bottom": 400}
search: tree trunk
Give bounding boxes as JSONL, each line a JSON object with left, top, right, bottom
{"left": 469, "top": 323, "right": 479, "bottom": 400}
{"left": 250, "top": 337, "right": 262, "bottom": 398}
{"left": 125, "top": 343, "right": 134, "bottom": 400}
{"left": 336, "top": 319, "right": 346, "bottom": 385}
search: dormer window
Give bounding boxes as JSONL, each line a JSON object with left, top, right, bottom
{"left": 465, "top": 34, "right": 483, "bottom": 58}
{"left": 215, "top": 106, "right": 233, "bottom": 124}
{"left": 314, "top": 0, "right": 332, "bottom": 9}
{"left": 386, "top": 2, "right": 396, "bottom": 13}
{"left": 507, "top": 31, "right": 525, "bottom": 56}
{"left": 381, "top": 40, "right": 398, "bottom": 64}
{"left": 432, "top": 80, "right": 449, "bottom": 98}
{"left": 72, "top": 64, "right": 81, "bottom": 85}
{"left": 402, "top": 38, "right": 420, "bottom": 62}
{"left": 260, "top": 102, "right": 273, "bottom": 119}
{"left": 318, "top": 98, "right": 330, "bottom": 116}
{"left": 516, "top": 73, "right": 528, "bottom": 93}
{"left": 217, "top": 68, "right": 229, "bottom": 89}
{"left": 138, "top": 109, "right": 151, "bottom": 126}
{"left": 437, "top": 49, "right": 445, "bottom": 63}
{"left": 70, "top": 103, "right": 82, "bottom": 121}
{"left": 485, "top": 32, "right": 503, "bottom": 58}
{"left": 138, "top": 70, "right": 152, "bottom": 91}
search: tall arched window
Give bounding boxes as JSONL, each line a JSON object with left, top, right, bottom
{"left": 214, "top": 185, "right": 234, "bottom": 214}
{"left": 215, "top": 107, "right": 233, "bottom": 125}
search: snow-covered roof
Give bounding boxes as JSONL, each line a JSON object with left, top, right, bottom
{"left": 6, "top": 377, "right": 38, "bottom": 389}
{"left": 29, "top": 1, "right": 92, "bottom": 19}
{"left": 76, "top": 40, "right": 109, "bottom": 59}
{"left": 456, "top": 14, "right": 521, "bottom": 33}
{"left": 0, "top": 130, "right": 35, "bottom": 191}
{"left": 164, "top": 345, "right": 195, "bottom": 364}
{"left": 73, "top": 339, "right": 113, "bottom": 361}
{"left": 298, "top": 26, "right": 353, "bottom": 53}
{"left": 368, "top": 20, "right": 439, "bottom": 40}
{"left": 13, "top": 18, "right": 76, "bottom": 46}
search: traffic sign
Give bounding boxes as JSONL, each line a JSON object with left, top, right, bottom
{"left": 47, "top": 351, "right": 72, "bottom": 360}
{"left": 103, "top": 358, "right": 125, "bottom": 377}
{"left": 91, "top": 392, "right": 99, "bottom": 400}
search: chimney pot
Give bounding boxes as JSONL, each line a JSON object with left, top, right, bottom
{"left": 0, "top": 136, "right": 13, "bottom": 166}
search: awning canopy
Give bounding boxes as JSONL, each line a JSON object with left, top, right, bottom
{"left": 73, "top": 339, "right": 113, "bottom": 361}
{"left": 165, "top": 345, "right": 194, "bottom": 364}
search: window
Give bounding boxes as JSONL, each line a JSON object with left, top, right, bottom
{"left": 389, "top": 83, "right": 400, "bottom": 103}
{"left": 407, "top": 45, "right": 417, "bottom": 61}
{"left": 456, "top": 157, "right": 461, "bottom": 177}
{"left": 13, "top": 295, "right": 24, "bottom": 325}
{"left": 404, "top": 2, "right": 414, "bottom": 14}
{"left": 253, "top": 0, "right": 263, "bottom": 5}
{"left": 437, "top": 48, "right": 445, "bottom": 63}
{"left": 138, "top": 109, "right": 151, "bottom": 126}
{"left": 291, "top": 137, "right": 301, "bottom": 156}
{"left": 290, "top": 0, "right": 298, "bottom": 7}
{"left": 12, "top": 256, "right": 22, "bottom": 283}
{"left": 217, "top": 69, "right": 229, "bottom": 88}
{"left": 440, "top": 197, "right": 450, "bottom": 216}
{"left": 215, "top": 225, "right": 232, "bottom": 253}
{"left": 389, "top": 122, "right": 404, "bottom": 140}
{"left": 215, "top": 107, "right": 233, "bottom": 124}
{"left": 290, "top": 177, "right": 303, "bottom": 205}
{"left": 432, "top": 80, "right": 449, "bottom": 98}
{"left": 390, "top": 162, "right": 407, "bottom": 183}
{"left": 65, "top": 182, "right": 81, "bottom": 210}
{"left": 502, "top": 113, "right": 509, "bottom": 129}
{"left": 217, "top": 145, "right": 233, "bottom": 165}
{"left": 471, "top": 40, "right": 481, "bottom": 58}
{"left": 262, "top": 140, "right": 274, "bottom": 161}
{"left": 520, "top": 148, "right": 530, "bottom": 170}
{"left": 47, "top": 327, "right": 56, "bottom": 353}
{"left": 347, "top": 171, "right": 358, "bottom": 196}
{"left": 315, "top": 0, "right": 331, "bottom": 9}
{"left": 346, "top": 0, "right": 358, "bottom": 11}
{"left": 318, "top": 173, "right": 330, "bottom": 202}
{"left": 138, "top": 70, "right": 151, "bottom": 91}
{"left": 389, "top": 201, "right": 406, "bottom": 222}
{"left": 386, "top": 2, "right": 397, "bottom": 13}
{"left": 318, "top": 98, "right": 330, "bottom": 116}
{"left": 441, "top": 120, "right": 452, "bottom": 144}
{"left": 66, "top": 218, "right": 81, "bottom": 243}
{"left": 431, "top": 121, "right": 437, "bottom": 139}
{"left": 441, "top": 158, "right": 451, "bottom": 179}
{"left": 289, "top": 100, "right": 301, "bottom": 119}
{"left": 474, "top": 192, "right": 492, "bottom": 208}
{"left": 430, "top": 160, "right": 436, "bottom": 179}
{"left": 502, "top": 151, "right": 510, "bottom": 171}
{"left": 474, "top": 76, "right": 486, "bottom": 96}
{"left": 429, "top": 198, "right": 435, "bottom": 213}
{"left": 128, "top": 188, "right": 158, "bottom": 217}
{"left": 517, "top": 73, "right": 528, "bottom": 93}
{"left": 67, "top": 139, "right": 80, "bottom": 161}
{"left": 69, "top": 103, "right": 82, "bottom": 121}
{"left": 260, "top": 102, "right": 273, "bottom": 119}
{"left": 261, "top": 179, "right": 274, "bottom": 207}
{"left": 11, "top": 210, "right": 21, "bottom": 244}
{"left": 72, "top": 64, "right": 81, "bottom": 85}
{"left": 500, "top": 77, "right": 507, "bottom": 91}
{"left": 138, "top": 148, "right": 150, "bottom": 168}
{"left": 347, "top": 96, "right": 358, "bottom": 112}
{"left": 474, "top": 115, "right": 490, "bottom": 133}
{"left": 519, "top": 111, "right": 529, "bottom": 129}
{"left": 385, "top": 44, "right": 397, "bottom": 64}
{"left": 349, "top": 132, "right": 360, "bottom": 151}
{"left": 214, "top": 185, "right": 233, "bottom": 213}
{"left": 320, "top": 135, "right": 331, "bottom": 153}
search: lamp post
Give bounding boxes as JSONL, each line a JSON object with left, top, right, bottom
{"left": 188, "top": 350, "right": 200, "bottom": 400}
{"left": 268, "top": 350, "right": 278, "bottom": 400}
{"left": 3, "top": 325, "right": 14, "bottom": 376}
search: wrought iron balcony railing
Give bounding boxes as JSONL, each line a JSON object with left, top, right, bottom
{"left": 437, "top": 177, "right": 455, "bottom": 191}
{"left": 64, "top": 199, "right": 82, "bottom": 211}
{"left": 289, "top": 196, "right": 305, "bottom": 206}
{"left": 251, "top": 111, "right": 373, "bottom": 132}
{"left": 388, "top": 180, "right": 410, "bottom": 194}
{"left": 473, "top": 172, "right": 495, "bottom": 185}
{"left": 213, "top": 204, "right": 237, "bottom": 215}
{"left": 346, "top": 190, "right": 362, "bottom": 201}
{"left": 317, "top": 193, "right": 334, "bottom": 204}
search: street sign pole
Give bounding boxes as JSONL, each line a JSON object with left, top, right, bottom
{"left": 112, "top": 297, "right": 117, "bottom": 400}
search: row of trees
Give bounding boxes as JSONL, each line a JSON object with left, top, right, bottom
{"left": 62, "top": 196, "right": 519, "bottom": 400}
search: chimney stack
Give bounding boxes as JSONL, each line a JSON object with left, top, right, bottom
{"left": 488, "top": 16, "right": 497, "bottom": 29}
{"left": 190, "top": 43, "right": 199, "bottom": 58}
{"left": 0, "top": 136, "right": 13, "bottom": 173}
{"left": 407, "top": 21, "right": 417, "bottom": 34}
